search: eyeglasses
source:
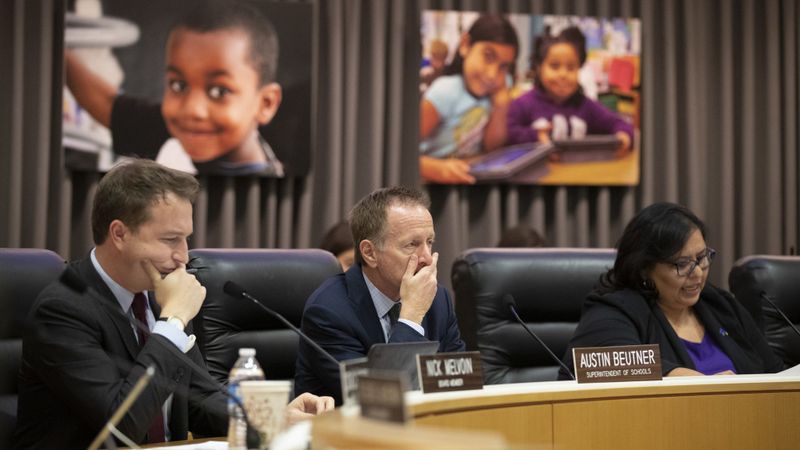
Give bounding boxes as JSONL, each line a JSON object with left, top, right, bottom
{"left": 670, "top": 248, "right": 716, "bottom": 277}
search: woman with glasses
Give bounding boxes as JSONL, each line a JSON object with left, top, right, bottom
{"left": 558, "top": 202, "right": 783, "bottom": 379}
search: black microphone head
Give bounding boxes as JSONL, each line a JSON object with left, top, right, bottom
{"left": 223, "top": 280, "right": 246, "bottom": 299}
{"left": 502, "top": 293, "right": 517, "bottom": 310}
{"left": 759, "top": 291, "right": 779, "bottom": 307}
{"left": 759, "top": 291, "right": 777, "bottom": 305}
{"left": 60, "top": 267, "right": 87, "bottom": 293}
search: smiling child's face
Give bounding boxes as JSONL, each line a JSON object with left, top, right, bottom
{"left": 538, "top": 42, "right": 581, "bottom": 104}
{"left": 459, "top": 40, "right": 517, "bottom": 98}
{"left": 161, "top": 27, "right": 279, "bottom": 162}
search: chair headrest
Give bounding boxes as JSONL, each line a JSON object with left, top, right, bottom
{"left": 0, "top": 249, "right": 66, "bottom": 339}
{"left": 451, "top": 247, "right": 616, "bottom": 383}
{"left": 190, "top": 248, "right": 342, "bottom": 326}
{"left": 188, "top": 248, "right": 342, "bottom": 380}
{"left": 729, "top": 255, "right": 800, "bottom": 318}
{"left": 453, "top": 247, "right": 616, "bottom": 321}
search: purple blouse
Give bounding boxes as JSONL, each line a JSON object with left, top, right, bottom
{"left": 680, "top": 334, "right": 737, "bottom": 375}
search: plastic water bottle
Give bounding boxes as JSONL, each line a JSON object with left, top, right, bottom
{"left": 228, "top": 348, "right": 265, "bottom": 450}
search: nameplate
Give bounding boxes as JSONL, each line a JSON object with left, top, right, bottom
{"left": 339, "top": 357, "right": 369, "bottom": 408}
{"left": 572, "top": 344, "right": 662, "bottom": 383}
{"left": 357, "top": 373, "right": 407, "bottom": 423}
{"left": 416, "top": 351, "right": 484, "bottom": 393}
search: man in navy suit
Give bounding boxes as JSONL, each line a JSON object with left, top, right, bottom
{"left": 294, "top": 186, "right": 465, "bottom": 404}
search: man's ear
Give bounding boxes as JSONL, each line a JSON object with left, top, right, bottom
{"left": 256, "top": 82, "right": 282, "bottom": 125}
{"left": 108, "top": 219, "right": 129, "bottom": 251}
{"left": 359, "top": 239, "right": 379, "bottom": 268}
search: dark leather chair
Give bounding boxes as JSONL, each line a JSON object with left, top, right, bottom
{"left": 729, "top": 255, "right": 800, "bottom": 368}
{"left": 452, "top": 248, "right": 616, "bottom": 383}
{"left": 0, "top": 249, "right": 65, "bottom": 447}
{"left": 189, "top": 248, "right": 342, "bottom": 383}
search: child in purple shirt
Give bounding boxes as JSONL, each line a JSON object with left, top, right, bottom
{"left": 506, "top": 26, "right": 633, "bottom": 156}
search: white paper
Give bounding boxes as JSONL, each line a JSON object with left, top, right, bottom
{"left": 145, "top": 440, "right": 227, "bottom": 450}
{"left": 778, "top": 363, "right": 800, "bottom": 375}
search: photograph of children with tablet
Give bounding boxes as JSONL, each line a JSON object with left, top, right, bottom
{"left": 419, "top": 11, "right": 641, "bottom": 186}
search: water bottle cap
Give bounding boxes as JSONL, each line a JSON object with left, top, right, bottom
{"left": 238, "top": 348, "right": 256, "bottom": 357}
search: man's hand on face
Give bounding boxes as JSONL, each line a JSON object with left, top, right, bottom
{"left": 398, "top": 252, "right": 439, "bottom": 325}
{"left": 141, "top": 260, "right": 205, "bottom": 326}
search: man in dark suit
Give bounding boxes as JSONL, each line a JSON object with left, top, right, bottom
{"left": 13, "top": 159, "right": 332, "bottom": 449}
{"left": 294, "top": 186, "right": 465, "bottom": 404}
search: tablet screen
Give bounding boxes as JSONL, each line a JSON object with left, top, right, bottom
{"left": 470, "top": 147, "right": 530, "bottom": 172}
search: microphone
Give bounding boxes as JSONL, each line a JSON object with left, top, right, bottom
{"left": 760, "top": 291, "right": 800, "bottom": 340}
{"left": 223, "top": 281, "right": 340, "bottom": 367}
{"left": 503, "top": 294, "right": 575, "bottom": 380}
{"left": 59, "top": 267, "right": 261, "bottom": 448}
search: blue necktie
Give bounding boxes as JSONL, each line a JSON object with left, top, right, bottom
{"left": 388, "top": 302, "right": 401, "bottom": 326}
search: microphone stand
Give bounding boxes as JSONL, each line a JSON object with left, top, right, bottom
{"left": 223, "top": 281, "right": 341, "bottom": 367}
{"left": 504, "top": 294, "right": 576, "bottom": 380}
{"left": 88, "top": 366, "right": 155, "bottom": 450}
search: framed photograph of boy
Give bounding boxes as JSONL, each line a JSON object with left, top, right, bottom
{"left": 419, "top": 11, "right": 641, "bottom": 186}
{"left": 63, "top": 0, "right": 313, "bottom": 177}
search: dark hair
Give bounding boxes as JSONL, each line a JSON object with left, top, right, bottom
{"left": 531, "top": 25, "right": 587, "bottom": 95}
{"left": 444, "top": 14, "right": 519, "bottom": 77}
{"left": 349, "top": 186, "right": 431, "bottom": 265}
{"left": 319, "top": 220, "right": 353, "bottom": 257}
{"left": 497, "top": 225, "right": 546, "bottom": 247}
{"left": 92, "top": 159, "right": 199, "bottom": 245}
{"left": 169, "top": 0, "right": 279, "bottom": 84}
{"left": 598, "top": 202, "right": 707, "bottom": 301}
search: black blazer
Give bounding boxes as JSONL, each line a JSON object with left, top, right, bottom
{"left": 294, "top": 263, "right": 465, "bottom": 404}
{"left": 558, "top": 284, "right": 784, "bottom": 380}
{"left": 13, "top": 258, "right": 226, "bottom": 449}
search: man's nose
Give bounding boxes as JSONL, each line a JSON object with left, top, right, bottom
{"left": 416, "top": 243, "right": 433, "bottom": 266}
{"left": 173, "top": 240, "right": 189, "bottom": 265}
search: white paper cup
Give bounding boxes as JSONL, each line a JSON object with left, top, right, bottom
{"left": 239, "top": 380, "right": 292, "bottom": 448}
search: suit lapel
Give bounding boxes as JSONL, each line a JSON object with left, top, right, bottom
{"left": 693, "top": 298, "right": 748, "bottom": 372}
{"left": 648, "top": 302, "right": 696, "bottom": 369}
{"left": 346, "top": 265, "right": 386, "bottom": 344}
{"left": 76, "top": 258, "right": 141, "bottom": 359}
